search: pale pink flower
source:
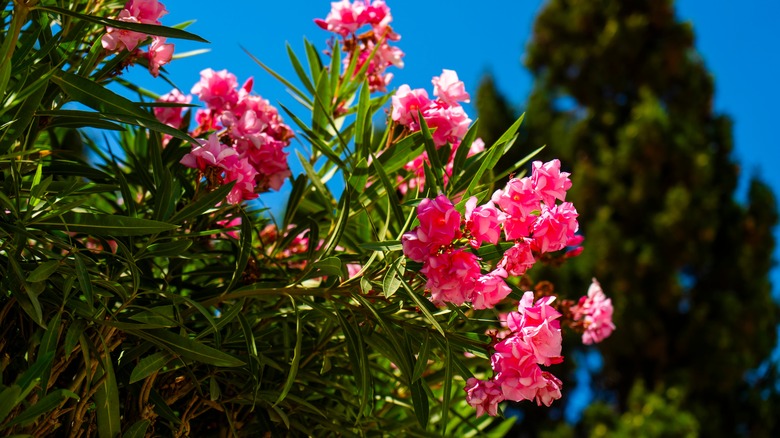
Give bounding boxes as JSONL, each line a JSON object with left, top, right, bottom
{"left": 572, "top": 278, "right": 615, "bottom": 345}
{"left": 101, "top": 11, "right": 146, "bottom": 52}
{"left": 421, "top": 249, "right": 480, "bottom": 306}
{"left": 125, "top": 0, "right": 168, "bottom": 24}
{"left": 471, "top": 269, "right": 512, "bottom": 310}
{"left": 391, "top": 85, "right": 430, "bottom": 125}
{"left": 179, "top": 133, "right": 237, "bottom": 172}
{"left": 531, "top": 159, "right": 572, "bottom": 206}
{"left": 464, "top": 197, "right": 501, "bottom": 248}
{"left": 432, "top": 69, "right": 470, "bottom": 106}
{"left": 464, "top": 378, "right": 505, "bottom": 418}
{"left": 191, "top": 68, "right": 240, "bottom": 112}
{"left": 146, "top": 36, "right": 174, "bottom": 77}
{"left": 315, "top": 0, "right": 366, "bottom": 36}
{"left": 535, "top": 372, "right": 563, "bottom": 407}
{"left": 531, "top": 202, "right": 579, "bottom": 253}
{"left": 498, "top": 240, "right": 535, "bottom": 277}
{"left": 154, "top": 88, "right": 191, "bottom": 129}
{"left": 468, "top": 138, "right": 485, "bottom": 156}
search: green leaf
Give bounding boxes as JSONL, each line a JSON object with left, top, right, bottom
{"left": 382, "top": 257, "right": 405, "bottom": 298}
{"left": 33, "top": 212, "right": 177, "bottom": 236}
{"left": 5, "top": 389, "right": 79, "bottom": 428}
{"left": 286, "top": 42, "right": 316, "bottom": 96}
{"left": 129, "top": 352, "right": 173, "bottom": 384}
{"left": 140, "top": 240, "right": 193, "bottom": 259}
{"left": 411, "top": 332, "right": 431, "bottom": 383}
{"left": 0, "top": 385, "right": 22, "bottom": 425}
{"left": 243, "top": 46, "right": 312, "bottom": 107}
{"left": 130, "top": 329, "right": 245, "bottom": 367}
{"left": 94, "top": 355, "right": 121, "bottom": 438}
{"left": 358, "top": 240, "right": 403, "bottom": 252}
{"left": 168, "top": 182, "right": 234, "bottom": 224}
{"left": 25, "top": 260, "right": 60, "bottom": 282}
{"left": 122, "top": 420, "right": 151, "bottom": 438}
{"left": 50, "top": 72, "right": 198, "bottom": 145}
{"left": 37, "top": 6, "right": 208, "bottom": 42}
{"left": 275, "top": 297, "right": 302, "bottom": 405}
{"left": 410, "top": 378, "right": 430, "bottom": 428}
{"left": 74, "top": 252, "right": 94, "bottom": 308}
{"left": 227, "top": 209, "right": 252, "bottom": 292}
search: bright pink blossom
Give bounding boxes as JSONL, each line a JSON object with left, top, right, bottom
{"left": 224, "top": 158, "right": 259, "bottom": 205}
{"left": 146, "top": 36, "right": 174, "bottom": 77}
{"left": 432, "top": 69, "right": 470, "bottom": 106}
{"left": 572, "top": 279, "right": 615, "bottom": 345}
{"left": 491, "top": 347, "right": 546, "bottom": 402}
{"left": 391, "top": 85, "right": 430, "bottom": 125}
{"left": 498, "top": 240, "right": 535, "bottom": 277}
{"left": 423, "top": 103, "right": 471, "bottom": 147}
{"left": 471, "top": 269, "right": 512, "bottom": 310}
{"left": 191, "top": 68, "right": 240, "bottom": 112}
{"left": 420, "top": 249, "right": 480, "bottom": 306}
{"left": 492, "top": 176, "right": 541, "bottom": 219}
{"left": 531, "top": 159, "right": 572, "bottom": 206}
{"left": 464, "top": 197, "right": 501, "bottom": 248}
{"left": 415, "top": 195, "right": 462, "bottom": 250}
{"left": 465, "top": 378, "right": 505, "bottom": 418}
{"left": 531, "top": 202, "right": 579, "bottom": 253}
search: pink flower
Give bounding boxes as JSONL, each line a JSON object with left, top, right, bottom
{"left": 315, "top": 0, "right": 366, "bottom": 36}
{"left": 422, "top": 103, "right": 471, "bottom": 147}
{"left": 432, "top": 69, "right": 470, "bottom": 106}
{"left": 101, "top": 0, "right": 167, "bottom": 52}
{"left": 464, "top": 378, "right": 505, "bottom": 418}
{"left": 464, "top": 197, "right": 501, "bottom": 248}
{"left": 531, "top": 159, "right": 572, "bottom": 206}
{"left": 224, "top": 158, "right": 259, "bottom": 205}
{"left": 503, "top": 292, "right": 563, "bottom": 366}
{"left": 154, "top": 88, "right": 191, "bottom": 129}
{"left": 146, "top": 36, "right": 174, "bottom": 77}
{"left": 491, "top": 347, "right": 546, "bottom": 402}
{"left": 101, "top": 11, "right": 146, "bottom": 52}
{"left": 180, "top": 133, "right": 237, "bottom": 172}
{"left": 191, "top": 68, "right": 240, "bottom": 112}
{"left": 531, "top": 202, "right": 579, "bottom": 253}
{"left": 401, "top": 228, "right": 430, "bottom": 262}
{"left": 492, "top": 176, "right": 540, "bottom": 219}
{"left": 471, "top": 269, "right": 512, "bottom": 310}
{"left": 572, "top": 278, "right": 615, "bottom": 345}
{"left": 125, "top": 0, "right": 168, "bottom": 24}
{"left": 416, "top": 195, "right": 462, "bottom": 250}
{"left": 421, "top": 249, "right": 480, "bottom": 306}
{"left": 535, "top": 372, "right": 563, "bottom": 407}
{"left": 498, "top": 240, "right": 535, "bottom": 277}
{"left": 391, "top": 85, "right": 430, "bottom": 125}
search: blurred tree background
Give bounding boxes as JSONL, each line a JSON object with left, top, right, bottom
{"left": 476, "top": 0, "right": 780, "bottom": 435}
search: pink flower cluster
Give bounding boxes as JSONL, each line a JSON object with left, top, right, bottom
{"left": 572, "top": 279, "right": 615, "bottom": 345}
{"left": 316, "top": 0, "right": 404, "bottom": 92}
{"left": 174, "top": 69, "right": 293, "bottom": 204}
{"left": 401, "top": 195, "right": 511, "bottom": 309}
{"left": 401, "top": 159, "right": 580, "bottom": 307}
{"left": 465, "top": 291, "right": 565, "bottom": 415}
{"left": 101, "top": 0, "right": 174, "bottom": 77}
{"left": 391, "top": 70, "right": 482, "bottom": 194}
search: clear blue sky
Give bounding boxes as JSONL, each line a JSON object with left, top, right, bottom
{"left": 122, "top": 0, "right": 780, "bottom": 294}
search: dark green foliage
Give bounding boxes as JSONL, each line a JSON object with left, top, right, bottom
{"left": 484, "top": 0, "right": 779, "bottom": 435}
